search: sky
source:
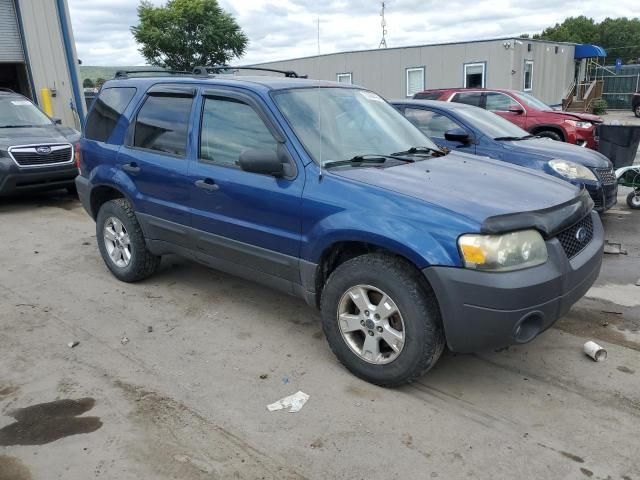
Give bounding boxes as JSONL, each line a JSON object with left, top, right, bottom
{"left": 67, "top": 0, "right": 639, "bottom": 66}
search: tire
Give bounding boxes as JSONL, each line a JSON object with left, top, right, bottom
{"left": 96, "top": 198, "right": 161, "bottom": 282}
{"left": 634, "top": 104, "right": 640, "bottom": 118}
{"left": 536, "top": 130, "right": 563, "bottom": 142}
{"left": 320, "top": 253, "right": 445, "bottom": 387}
{"left": 627, "top": 191, "right": 640, "bottom": 209}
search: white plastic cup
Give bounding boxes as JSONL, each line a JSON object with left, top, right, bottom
{"left": 584, "top": 341, "right": 607, "bottom": 362}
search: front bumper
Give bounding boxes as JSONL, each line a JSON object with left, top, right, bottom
{"left": 423, "top": 211, "right": 603, "bottom": 352}
{"left": 0, "top": 159, "right": 77, "bottom": 196}
{"left": 573, "top": 127, "right": 598, "bottom": 150}
{"left": 585, "top": 182, "right": 617, "bottom": 212}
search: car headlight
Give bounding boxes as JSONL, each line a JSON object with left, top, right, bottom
{"left": 548, "top": 159, "right": 597, "bottom": 181}
{"left": 458, "top": 230, "right": 548, "bottom": 272}
{"left": 564, "top": 119, "right": 593, "bottom": 129}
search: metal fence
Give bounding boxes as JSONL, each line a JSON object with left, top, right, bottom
{"left": 597, "top": 65, "right": 640, "bottom": 110}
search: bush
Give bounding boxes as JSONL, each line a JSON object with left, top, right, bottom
{"left": 592, "top": 99, "right": 608, "bottom": 115}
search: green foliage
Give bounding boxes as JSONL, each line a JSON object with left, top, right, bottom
{"left": 95, "top": 78, "right": 106, "bottom": 88}
{"left": 592, "top": 99, "right": 608, "bottom": 115}
{"left": 532, "top": 16, "right": 640, "bottom": 63}
{"left": 82, "top": 78, "right": 95, "bottom": 88}
{"left": 131, "top": 0, "right": 248, "bottom": 72}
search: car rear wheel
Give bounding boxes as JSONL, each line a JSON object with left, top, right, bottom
{"left": 634, "top": 104, "right": 640, "bottom": 118}
{"left": 627, "top": 191, "right": 640, "bottom": 209}
{"left": 536, "top": 130, "right": 563, "bottom": 142}
{"left": 320, "top": 253, "right": 445, "bottom": 387}
{"left": 96, "top": 198, "right": 161, "bottom": 282}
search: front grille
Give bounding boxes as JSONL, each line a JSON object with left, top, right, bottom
{"left": 9, "top": 144, "right": 73, "bottom": 167}
{"left": 595, "top": 167, "right": 616, "bottom": 185}
{"left": 556, "top": 215, "right": 594, "bottom": 259}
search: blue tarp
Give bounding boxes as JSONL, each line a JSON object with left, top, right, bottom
{"left": 574, "top": 44, "right": 607, "bottom": 59}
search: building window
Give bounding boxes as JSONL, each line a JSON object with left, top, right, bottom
{"left": 464, "top": 62, "right": 485, "bottom": 88}
{"left": 406, "top": 67, "right": 425, "bottom": 97}
{"left": 524, "top": 60, "right": 533, "bottom": 91}
{"left": 336, "top": 73, "right": 352, "bottom": 84}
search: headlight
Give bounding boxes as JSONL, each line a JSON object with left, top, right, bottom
{"left": 564, "top": 119, "right": 592, "bottom": 129}
{"left": 548, "top": 159, "right": 597, "bottom": 181}
{"left": 458, "top": 230, "right": 548, "bottom": 272}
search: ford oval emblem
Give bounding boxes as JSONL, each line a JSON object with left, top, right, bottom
{"left": 36, "top": 146, "right": 52, "bottom": 155}
{"left": 575, "top": 227, "right": 588, "bottom": 244}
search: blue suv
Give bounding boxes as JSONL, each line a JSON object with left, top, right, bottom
{"left": 76, "top": 69, "right": 603, "bottom": 386}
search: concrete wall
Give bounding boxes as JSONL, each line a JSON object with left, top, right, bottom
{"left": 16, "top": 0, "right": 84, "bottom": 129}
{"left": 253, "top": 39, "right": 576, "bottom": 105}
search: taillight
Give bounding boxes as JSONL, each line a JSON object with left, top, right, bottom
{"left": 74, "top": 142, "right": 82, "bottom": 174}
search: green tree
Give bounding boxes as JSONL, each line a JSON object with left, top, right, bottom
{"left": 530, "top": 16, "right": 640, "bottom": 63}
{"left": 131, "top": 0, "right": 248, "bottom": 72}
{"left": 83, "top": 78, "right": 95, "bottom": 88}
{"left": 95, "top": 78, "right": 106, "bottom": 89}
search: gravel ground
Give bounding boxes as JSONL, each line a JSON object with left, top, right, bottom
{"left": 0, "top": 189, "right": 638, "bottom": 480}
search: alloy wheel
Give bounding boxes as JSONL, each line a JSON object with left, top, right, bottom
{"left": 103, "top": 217, "right": 132, "bottom": 268}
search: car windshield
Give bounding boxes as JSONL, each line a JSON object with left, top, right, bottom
{"left": 272, "top": 87, "right": 438, "bottom": 166}
{"left": 0, "top": 97, "right": 52, "bottom": 127}
{"left": 455, "top": 106, "right": 530, "bottom": 139}
{"left": 515, "top": 91, "right": 552, "bottom": 111}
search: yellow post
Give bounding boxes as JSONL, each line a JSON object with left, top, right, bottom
{"left": 40, "top": 88, "right": 54, "bottom": 117}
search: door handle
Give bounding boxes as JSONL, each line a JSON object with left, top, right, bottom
{"left": 122, "top": 162, "right": 141, "bottom": 174}
{"left": 195, "top": 179, "right": 220, "bottom": 192}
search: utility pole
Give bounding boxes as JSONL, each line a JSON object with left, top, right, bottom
{"left": 378, "top": 2, "right": 387, "bottom": 49}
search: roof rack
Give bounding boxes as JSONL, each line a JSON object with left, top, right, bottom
{"left": 193, "top": 65, "right": 306, "bottom": 78}
{"left": 114, "top": 69, "right": 192, "bottom": 79}
{"left": 0, "top": 87, "right": 15, "bottom": 93}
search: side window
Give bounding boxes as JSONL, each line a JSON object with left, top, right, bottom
{"left": 84, "top": 87, "right": 136, "bottom": 142}
{"left": 199, "top": 97, "right": 278, "bottom": 167}
{"left": 133, "top": 95, "right": 193, "bottom": 157}
{"left": 485, "top": 92, "right": 519, "bottom": 112}
{"left": 404, "top": 108, "right": 461, "bottom": 138}
{"left": 451, "top": 92, "right": 483, "bottom": 108}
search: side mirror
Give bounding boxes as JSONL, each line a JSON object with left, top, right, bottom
{"left": 444, "top": 128, "right": 471, "bottom": 143}
{"left": 239, "top": 149, "right": 284, "bottom": 177}
{"left": 508, "top": 105, "right": 524, "bottom": 114}
{"left": 52, "top": 117, "right": 63, "bottom": 125}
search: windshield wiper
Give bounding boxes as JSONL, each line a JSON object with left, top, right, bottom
{"left": 0, "top": 125, "right": 35, "bottom": 128}
{"left": 324, "top": 154, "right": 414, "bottom": 169}
{"left": 391, "top": 146, "right": 445, "bottom": 157}
{"left": 494, "top": 135, "right": 536, "bottom": 141}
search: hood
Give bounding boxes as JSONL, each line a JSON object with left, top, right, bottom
{"left": 332, "top": 151, "right": 581, "bottom": 223}
{"left": 502, "top": 137, "right": 611, "bottom": 168}
{"left": 545, "top": 110, "right": 603, "bottom": 124}
{"left": 0, "top": 124, "right": 80, "bottom": 151}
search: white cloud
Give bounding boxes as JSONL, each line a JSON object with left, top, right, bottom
{"left": 67, "top": 0, "right": 639, "bottom": 66}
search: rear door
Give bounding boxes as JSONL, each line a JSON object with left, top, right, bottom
{"left": 402, "top": 106, "right": 476, "bottom": 153}
{"left": 485, "top": 92, "right": 527, "bottom": 129}
{"left": 187, "top": 88, "right": 305, "bottom": 288}
{"left": 116, "top": 85, "right": 195, "bottom": 247}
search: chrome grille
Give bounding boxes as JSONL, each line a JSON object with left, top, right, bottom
{"left": 9, "top": 144, "right": 73, "bottom": 168}
{"left": 595, "top": 167, "right": 616, "bottom": 185}
{"left": 556, "top": 215, "right": 594, "bottom": 259}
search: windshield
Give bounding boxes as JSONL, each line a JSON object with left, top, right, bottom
{"left": 515, "top": 91, "right": 551, "bottom": 111}
{"left": 272, "top": 87, "right": 438, "bottom": 166}
{"left": 455, "top": 107, "right": 530, "bottom": 139}
{"left": 0, "top": 97, "right": 52, "bottom": 127}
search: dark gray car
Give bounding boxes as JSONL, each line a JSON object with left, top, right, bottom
{"left": 0, "top": 89, "right": 80, "bottom": 196}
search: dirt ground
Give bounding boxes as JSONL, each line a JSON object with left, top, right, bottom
{"left": 1, "top": 173, "right": 639, "bottom": 478}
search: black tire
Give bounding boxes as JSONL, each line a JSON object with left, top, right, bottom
{"left": 320, "top": 253, "right": 445, "bottom": 387}
{"left": 634, "top": 104, "right": 640, "bottom": 118}
{"left": 536, "top": 130, "right": 563, "bottom": 142}
{"left": 96, "top": 198, "right": 161, "bottom": 282}
{"left": 627, "top": 191, "right": 640, "bottom": 209}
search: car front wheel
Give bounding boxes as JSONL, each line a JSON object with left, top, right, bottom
{"left": 536, "top": 130, "right": 563, "bottom": 142}
{"left": 96, "top": 198, "right": 161, "bottom": 282}
{"left": 634, "top": 104, "right": 640, "bottom": 118}
{"left": 320, "top": 253, "right": 445, "bottom": 387}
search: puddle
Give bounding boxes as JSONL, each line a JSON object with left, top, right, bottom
{"left": 0, "top": 455, "right": 31, "bottom": 480}
{"left": 0, "top": 398, "right": 102, "bottom": 446}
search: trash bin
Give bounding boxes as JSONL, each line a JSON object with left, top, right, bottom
{"left": 597, "top": 125, "right": 640, "bottom": 168}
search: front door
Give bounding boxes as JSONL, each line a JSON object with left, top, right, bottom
{"left": 188, "top": 90, "right": 305, "bottom": 287}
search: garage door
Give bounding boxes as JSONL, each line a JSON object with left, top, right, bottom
{"left": 0, "top": 0, "right": 24, "bottom": 62}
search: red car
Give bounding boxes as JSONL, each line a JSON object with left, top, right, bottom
{"left": 414, "top": 88, "right": 603, "bottom": 149}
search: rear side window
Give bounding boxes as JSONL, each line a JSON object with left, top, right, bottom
{"left": 84, "top": 87, "right": 136, "bottom": 142}
{"left": 133, "top": 95, "right": 193, "bottom": 157}
{"left": 451, "top": 92, "right": 483, "bottom": 108}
